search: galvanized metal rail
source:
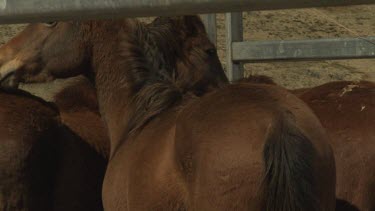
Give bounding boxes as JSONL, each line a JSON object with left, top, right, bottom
{"left": 0, "top": 0, "right": 374, "bottom": 81}
{"left": 232, "top": 37, "right": 375, "bottom": 62}
{"left": 0, "top": 0, "right": 375, "bottom": 24}
{"left": 224, "top": 11, "right": 375, "bottom": 81}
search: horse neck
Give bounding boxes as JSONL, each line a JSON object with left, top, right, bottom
{"left": 82, "top": 19, "right": 182, "bottom": 156}
{"left": 81, "top": 20, "right": 134, "bottom": 154}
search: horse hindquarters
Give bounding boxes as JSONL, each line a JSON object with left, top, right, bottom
{"left": 261, "top": 114, "right": 330, "bottom": 211}
{"left": 175, "top": 84, "right": 336, "bottom": 211}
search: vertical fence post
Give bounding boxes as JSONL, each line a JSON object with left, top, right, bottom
{"left": 201, "top": 14, "right": 217, "bottom": 45}
{"left": 225, "top": 12, "right": 244, "bottom": 82}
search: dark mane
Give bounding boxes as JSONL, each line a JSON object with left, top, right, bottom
{"left": 119, "top": 16, "right": 206, "bottom": 135}
{"left": 0, "top": 87, "right": 59, "bottom": 112}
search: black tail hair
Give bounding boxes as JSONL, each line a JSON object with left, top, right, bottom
{"left": 262, "top": 113, "right": 319, "bottom": 211}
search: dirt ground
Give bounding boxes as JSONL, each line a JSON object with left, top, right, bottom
{"left": 0, "top": 5, "right": 374, "bottom": 99}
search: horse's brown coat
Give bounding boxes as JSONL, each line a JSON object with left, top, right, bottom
{"left": 54, "top": 78, "right": 110, "bottom": 158}
{"left": 0, "top": 88, "right": 58, "bottom": 211}
{"left": 293, "top": 81, "right": 375, "bottom": 211}
{"left": 241, "top": 75, "right": 375, "bottom": 211}
{"left": 0, "top": 17, "right": 335, "bottom": 211}
{"left": 0, "top": 81, "right": 108, "bottom": 211}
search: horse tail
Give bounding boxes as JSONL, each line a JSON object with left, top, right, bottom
{"left": 261, "top": 113, "right": 319, "bottom": 211}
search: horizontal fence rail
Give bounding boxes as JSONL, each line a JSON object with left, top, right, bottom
{"left": 1, "top": 0, "right": 375, "bottom": 24}
{"left": 232, "top": 37, "right": 375, "bottom": 62}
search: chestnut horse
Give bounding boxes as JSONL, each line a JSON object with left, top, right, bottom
{"left": 241, "top": 76, "right": 374, "bottom": 211}
{"left": 0, "top": 88, "right": 59, "bottom": 211}
{"left": 0, "top": 80, "right": 108, "bottom": 211}
{"left": 0, "top": 16, "right": 335, "bottom": 210}
{"left": 293, "top": 80, "right": 375, "bottom": 211}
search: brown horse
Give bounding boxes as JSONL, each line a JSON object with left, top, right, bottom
{"left": 0, "top": 80, "right": 108, "bottom": 210}
{"left": 0, "top": 88, "right": 59, "bottom": 211}
{"left": 293, "top": 80, "right": 375, "bottom": 211}
{"left": 0, "top": 16, "right": 335, "bottom": 211}
{"left": 241, "top": 76, "right": 374, "bottom": 211}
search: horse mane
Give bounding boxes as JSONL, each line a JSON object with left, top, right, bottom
{"left": 0, "top": 87, "right": 59, "bottom": 112}
{"left": 119, "top": 16, "right": 205, "bottom": 135}
{"left": 151, "top": 16, "right": 223, "bottom": 95}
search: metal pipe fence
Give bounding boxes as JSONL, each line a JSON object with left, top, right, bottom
{"left": 1, "top": 0, "right": 374, "bottom": 81}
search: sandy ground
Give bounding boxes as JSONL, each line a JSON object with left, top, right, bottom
{"left": 0, "top": 5, "right": 374, "bottom": 99}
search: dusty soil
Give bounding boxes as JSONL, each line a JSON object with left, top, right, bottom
{"left": 0, "top": 5, "right": 374, "bottom": 99}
